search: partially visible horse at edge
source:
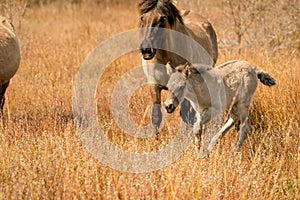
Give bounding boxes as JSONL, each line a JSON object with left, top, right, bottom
{"left": 164, "top": 60, "right": 276, "bottom": 157}
{"left": 0, "top": 16, "right": 20, "bottom": 116}
{"left": 138, "top": 0, "right": 218, "bottom": 131}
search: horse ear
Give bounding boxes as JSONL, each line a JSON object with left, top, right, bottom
{"left": 166, "top": 61, "right": 175, "bottom": 76}
{"left": 180, "top": 9, "right": 190, "bottom": 16}
{"left": 175, "top": 64, "right": 184, "bottom": 72}
{"left": 182, "top": 63, "right": 191, "bottom": 77}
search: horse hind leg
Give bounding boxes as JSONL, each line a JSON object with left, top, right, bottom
{"left": 236, "top": 116, "right": 251, "bottom": 151}
{"left": 235, "top": 103, "right": 251, "bottom": 151}
{"left": 0, "top": 82, "right": 9, "bottom": 116}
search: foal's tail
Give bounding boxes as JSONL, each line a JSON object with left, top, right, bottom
{"left": 254, "top": 67, "right": 276, "bottom": 86}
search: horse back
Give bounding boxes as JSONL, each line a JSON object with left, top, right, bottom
{"left": 218, "top": 61, "right": 258, "bottom": 106}
{"left": 182, "top": 12, "right": 218, "bottom": 64}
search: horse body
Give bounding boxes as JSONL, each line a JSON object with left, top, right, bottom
{"left": 181, "top": 11, "right": 218, "bottom": 63}
{"left": 0, "top": 16, "right": 20, "bottom": 114}
{"left": 151, "top": 11, "right": 218, "bottom": 66}
{"left": 138, "top": 0, "right": 218, "bottom": 129}
{"left": 164, "top": 60, "right": 276, "bottom": 155}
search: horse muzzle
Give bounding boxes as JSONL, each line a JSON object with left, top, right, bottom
{"left": 140, "top": 47, "right": 156, "bottom": 60}
{"left": 165, "top": 103, "right": 176, "bottom": 113}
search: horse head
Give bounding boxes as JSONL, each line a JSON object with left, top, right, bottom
{"left": 164, "top": 63, "right": 191, "bottom": 113}
{"left": 138, "top": 0, "right": 183, "bottom": 60}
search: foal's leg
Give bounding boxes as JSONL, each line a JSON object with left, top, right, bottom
{"left": 235, "top": 104, "right": 251, "bottom": 150}
{"left": 203, "top": 116, "right": 236, "bottom": 156}
{"left": 236, "top": 117, "right": 251, "bottom": 150}
{"left": 180, "top": 99, "right": 195, "bottom": 125}
{"left": 194, "top": 111, "right": 202, "bottom": 149}
{"left": 193, "top": 111, "right": 202, "bottom": 135}
{"left": 0, "top": 82, "right": 9, "bottom": 116}
{"left": 197, "top": 107, "right": 223, "bottom": 150}
{"left": 151, "top": 84, "right": 164, "bottom": 132}
{"left": 195, "top": 108, "right": 214, "bottom": 141}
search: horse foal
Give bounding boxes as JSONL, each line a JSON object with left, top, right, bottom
{"left": 164, "top": 60, "right": 276, "bottom": 155}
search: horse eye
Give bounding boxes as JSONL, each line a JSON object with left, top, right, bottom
{"left": 160, "top": 16, "right": 167, "bottom": 22}
{"left": 140, "top": 16, "right": 144, "bottom": 22}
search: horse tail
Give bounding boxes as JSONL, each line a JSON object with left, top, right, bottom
{"left": 254, "top": 67, "right": 276, "bottom": 86}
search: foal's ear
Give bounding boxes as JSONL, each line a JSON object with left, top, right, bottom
{"left": 166, "top": 61, "right": 175, "bottom": 76}
{"left": 182, "top": 63, "right": 191, "bottom": 77}
{"left": 180, "top": 9, "right": 190, "bottom": 17}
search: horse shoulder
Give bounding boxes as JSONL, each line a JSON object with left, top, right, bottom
{"left": 183, "top": 12, "right": 211, "bottom": 38}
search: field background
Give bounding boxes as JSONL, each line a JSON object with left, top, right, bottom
{"left": 0, "top": 0, "right": 299, "bottom": 199}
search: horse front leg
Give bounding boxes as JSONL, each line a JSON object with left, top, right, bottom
{"left": 180, "top": 99, "right": 195, "bottom": 125}
{"left": 203, "top": 116, "right": 236, "bottom": 158}
{"left": 193, "top": 111, "right": 203, "bottom": 150}
{"left": 150, "top": 84, "right": 164, "bottom": 132}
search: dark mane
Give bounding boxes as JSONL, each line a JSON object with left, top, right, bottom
{"left": 191, "top": 64, "right": 214, "bottom": 74}
{"left": 138, "top": 0, "right": 184, "bottom": 25}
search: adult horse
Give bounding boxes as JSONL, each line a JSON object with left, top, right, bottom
{"left": 138, "top": 0, "right": 218, "bottom": 130}
{"left": 0, "top": 16, "right": 20, "bottom": 116}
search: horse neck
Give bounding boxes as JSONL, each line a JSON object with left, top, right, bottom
{"left": 156, "top": 21, "right": 190, "bottom": 65}
{"left": 185, "top": 72, "right": 214, "bottom": 110}
{"left": 175, "top": 22, "right": 190, "bottom": 35}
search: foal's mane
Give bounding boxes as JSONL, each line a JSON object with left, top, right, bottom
{"left": 190, "top": 64, "right": 214, "bottom": 75}
{"left": 138, "top": 0, "right": 184, "bottom": 25}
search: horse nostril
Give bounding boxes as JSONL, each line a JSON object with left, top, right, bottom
{"left": 140, "top": 47, "right": 156, "bottom": 60}
{"left": 165, "top": 104, "right": 174, "bottom": 113}
{"left": 141, "top": 48, "right": 151, "bottom": 54}
{"left": 141, "top": 48, "right": 155, "bottom": 54}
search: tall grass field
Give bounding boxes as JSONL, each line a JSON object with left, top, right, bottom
{"left": 0, "top": 0, "right": 299, "bottom": 199}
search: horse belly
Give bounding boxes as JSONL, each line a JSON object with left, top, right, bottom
{"left": 0, "top": 36, "right": 20, "bottom": 84}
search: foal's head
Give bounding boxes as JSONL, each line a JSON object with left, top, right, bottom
{"left": 138, "top": 0, "right": 183, "bottom": 60}
{"left": 164, "top": 63, "right": 191, "bottom": 113}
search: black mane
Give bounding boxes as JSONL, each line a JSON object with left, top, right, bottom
{"left": 138, "top": 0, "right": 184, "bottom": 25}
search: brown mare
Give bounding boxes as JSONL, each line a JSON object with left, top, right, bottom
{"left": 0, "top": 16, "right": 20, "bottom": 116}
{"left": 138, "top": 0, "right": 218, "bottom": 130}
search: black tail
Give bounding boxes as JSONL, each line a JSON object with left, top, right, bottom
{"left": 257, "top": 72, "right": 276, "bottom": 86}
{"left": 254, "top": 66, "right": 276, "bottom": 86}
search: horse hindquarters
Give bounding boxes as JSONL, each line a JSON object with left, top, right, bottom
{"left": 234, "top": 75, "right": 257, "bottom": 150}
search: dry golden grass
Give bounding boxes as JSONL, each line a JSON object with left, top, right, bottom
{"left": 0, "top": 1, "right": 299, "bottom": 199}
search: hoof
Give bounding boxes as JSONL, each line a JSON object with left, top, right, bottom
{"left": 233, "top": 148, "right": 242, "bottom": 157}
{"left": 235, "top": 144, "right": 242, "bottom": 152}
{"left": 201, "top": 149, "right": 210, "bottom": 159}
{"left": 155, "top": 133, "right": 159, "bottom": 141}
